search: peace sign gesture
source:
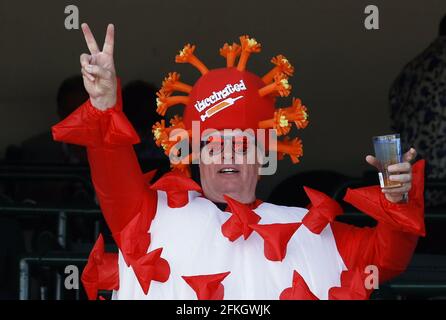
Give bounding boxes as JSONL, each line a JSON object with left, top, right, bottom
{"left": 80, "top": 23, "right": 117, "bottom": 110}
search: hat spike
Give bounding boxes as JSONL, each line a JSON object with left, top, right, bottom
{"left": 156, "top": 90, "right": 189, "bottom": 116}
{"left": 258, "top": 109, "right": 292, "bottom": 136}
{"left": 220, "top": 43, "right": 241, "bottom": 67}
{"left": 271, "top": 137, "right": 303, "bottom": 164}
{"left": 258, "top": 73, "right": 291, "bottom": 97}
{"left": 161, "top": 72, "right": 192, "bottom": 95}
{"left": 175, "top": 44, "right": 209, "bottom": 75}
{"left": 237, "top": 35, "right": 261, "bottom": 71}
{"left": 281, "top": 98, "right": 309, "bottom": 129}
{"left": 262, "top": 55, "right": 294, "bottom": 84}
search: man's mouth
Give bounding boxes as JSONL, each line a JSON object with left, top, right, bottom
{"left": 218, "top": 167, "right": 240, "bottom": 174}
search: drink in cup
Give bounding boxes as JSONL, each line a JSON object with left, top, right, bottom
{"left": 372, "top": 134, "right": 403, "bottom": 189}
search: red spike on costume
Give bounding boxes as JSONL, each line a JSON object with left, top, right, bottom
{"left": 220, "top": 43, "right": 242, "bottom": 67}
{"left": 258, "top": 73, "right": 291, "bottom": 97}
{"left": 175, "top": 44, "right": 209, "bottom": 75}
{"left": 328, "top": 269, "right": 373, "bottom": 300}
{"left": 249, "top": 223, "right": 301, "bottom": 261}
{"left": 221, "top": 195, "right": 261, "bottom": 241}
{"left": 81, "top": 234, "right": 119, "bottom": 300}
{"left": 112, "top": 212, "right": 170, "bottom": 294}
{"left": 151, "top": 171, "right": 202, "bottom": 208}
{"left": 302, "top": 186, "right": 344, "bottom": 234}
{"left": 237, "top": 35, "right": 261, "bottom": 71}
{"left": 182, "top": 272, "right": 231, "bottom": 300}
{"left": 113, "top": 213, "right": 151, "bottom": 266}
{"left": 262, "top": 55, "right": 295, "bottom": 84}
{"left": 132, "top": 248, "right": 171, "bottom": 295}
{"left": 280, "top": 270, "right": 319, "bottom": 300}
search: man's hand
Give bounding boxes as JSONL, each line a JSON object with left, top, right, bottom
{"left": 365, "top": 148, "right": 417, "bottom": 203}
{"left": 80, "top": 23, "right": 117, "bottom": 111}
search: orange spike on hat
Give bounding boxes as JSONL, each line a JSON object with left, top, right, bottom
{"left": 262, "top": 55, "right": 294, "bottom": 84}
{"left": 175, "top": 44, "right": 209, "bottom": 75}
{"left": 162, "top": 136, "right": 183, "bottom": 157}
{"left": 220, "top": 43, "right": 242, "bottom": 67}
{"left": 161, "top": 72, "right": 193, "bottom": 95}
{"left": 169, "top": 114, "right": 186, "bottom": 129}
{"left": 258, "top": 73, "right": 292, "bottom": 97}
{"left": 152, "top": 119, "right": 170, "bottom": 147}
{"left": 258, "top": 109, "right": 292, "bottom": 136}
{"left": 282, "top": 98, "right": 309, "bottom": 129}
{"left": 156, "top": 90, "right": 189, "bottom": 116}
{"left": 275, "top": 137, "right": 304, "bottom": 164}
{"left": 152, "top": 116, "right": 188, "bottom": 148}
{"left": 237, "top": 35, "right": 261, "bottom": 71}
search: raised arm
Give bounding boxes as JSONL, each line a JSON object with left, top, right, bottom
{"left": 332, "top": 152, "right": 425, "bottom": 283}
{"left": 52, "top": 24, "right": 157, "bottom": 235}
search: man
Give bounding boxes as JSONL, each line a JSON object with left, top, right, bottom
{"left": 389, "top": 14, "right": 446, "bottom": 208}
{"left": 52, "top": 23, "right": 425, "bottom": 300}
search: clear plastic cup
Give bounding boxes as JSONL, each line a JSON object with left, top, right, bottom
{"left": 372, "top": 134, "right": 403, "bottom": 189}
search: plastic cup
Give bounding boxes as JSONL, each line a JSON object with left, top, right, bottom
{"left": 372, "top": 134, "right": 403, "bottom": 189}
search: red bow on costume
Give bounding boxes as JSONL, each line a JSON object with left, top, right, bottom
{"left": 151, "top": 171, "right": 202, "bottom": 208}
{"left": 114, "top": 212, "right": 151, "bottom": 266}
{"left": 343, "top": 159, "right": 425, "bottom": 236}
{"left": 221, "top": 195, "right": 261, "bottom": 241}
{"left": 302, "top": 186, "right": 344, "bottom": 234}
{"left": 249, "top": 223, "right": 301, "bottom": 261}
{"left": 280, "top": 270, "right": 319, "bottom": 300}
{"left": 51, "top": 80, "right": 140, "bottom": 148}
{"left": 81, "top": 234, "right": 119, "bottom": 300}
{"left": 182, "top": 271, "right": 231, "bottom": 300}
{"left": 220, "top": 196, "right": 299, "bottom": 261}
{"left": 132, "top": 248, "right": 170, "bottom": 295}
{"left": 328, "top": 269, "right": 373, "bottom": 300}
{"left": 113, "top": 212, "right": 170, "bottom": 295}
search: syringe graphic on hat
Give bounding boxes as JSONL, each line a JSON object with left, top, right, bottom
{"left": 200, "top": 95, "right": 244, "bottom": 121}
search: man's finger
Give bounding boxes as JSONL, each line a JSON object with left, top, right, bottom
{"left": 80, "top": 53, "right": 92, "bottom": 68}
{"left": 389, "top": 173, "right": 412, "bottom": 183}
{"left": 388, "top": 162, "right": 411, "bottom": 173}
{"left": 365, "top": 155, "right": 380, "bottom": 169}
{"left": 81, "top": 23, "right": 100, "bottom": 54}
{"left": 102, "top": 24, "right": 114, "bottom": 56}
{"left": 84, "top": 64, "right": 111, "bottom": 79}
{"left": 403, "top": 147, "right": 417, "bottom": 163}
{"left": 81, "top": 68, "right": 95, "bottom": 82}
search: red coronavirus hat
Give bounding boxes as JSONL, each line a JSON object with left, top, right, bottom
{"left": 152, "top": 35, "right": 309, "bottom": 176}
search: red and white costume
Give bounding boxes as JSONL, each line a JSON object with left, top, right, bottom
{"left": 52, "top": 36, "right": 425, "bottom": 300}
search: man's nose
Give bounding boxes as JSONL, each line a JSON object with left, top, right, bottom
{"left": 223, "top": 141, "right": 234, "bottom": 161}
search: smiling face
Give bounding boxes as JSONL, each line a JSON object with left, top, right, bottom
{"left": 198, "top": 133, "right": 261, "bottom": 204}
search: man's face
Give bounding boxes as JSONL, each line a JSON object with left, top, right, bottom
{"left": 199, "top": 133, "right": 260, "bottom": 204}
